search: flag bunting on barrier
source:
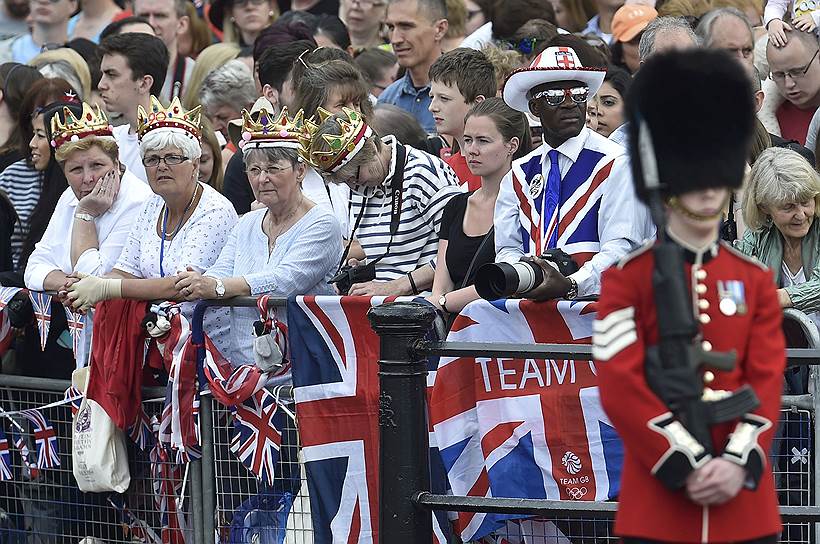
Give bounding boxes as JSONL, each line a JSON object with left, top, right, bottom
{"left": 28, "top": 292, "right": 52, "bottom": 351}
{"left": 150, "top": 442, "right": 188, "bottom": 544}
{"left": 0, "top": 426, "right": 12, "bottom": 480}
{"left": 63, "top": 307, "right": 87, "bottom": 358}
{"left": 18, "top": 409, "right": 60, "bottom": 469}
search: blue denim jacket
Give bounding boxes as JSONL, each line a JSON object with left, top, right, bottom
{"left": 377, "top": 72, "right": 436, "bottom": 134}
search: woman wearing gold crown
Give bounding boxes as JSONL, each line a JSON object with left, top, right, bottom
{"left": 302, "top": 107, "right": 461, "bottom": 296}
{"left": 65, "top": 97, "right": 237, "bottom": 347}
{"left": 174, "top": 103, "right": 341, "bottom": 369}
{"left": 24, "top": 102, "right": 151, "bottom": 299}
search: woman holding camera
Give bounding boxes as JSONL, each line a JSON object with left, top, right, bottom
{"left": 174, "top": 103, "right": 341, "bottom": 366}
{"left": 428, "top": 98, "right": 532, "bottom": 316}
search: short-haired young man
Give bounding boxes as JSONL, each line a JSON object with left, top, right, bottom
{"left": 98, "top": 32, "right": 169, "bottom": 183}
{"left": 378, "top": 0, "right": 448, "bottom": 134}
{"left": 133, "top": 0, "right": 194, "bottom": 103}
{"left": 0, "top": 0, "right": 77, "bottom": 63}
{"left": 429, "top": 47, "right": 496, "bottom": 190}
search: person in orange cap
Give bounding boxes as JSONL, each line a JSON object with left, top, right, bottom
{"left": 611, "top": 3, "right": 658, "bottom": 73}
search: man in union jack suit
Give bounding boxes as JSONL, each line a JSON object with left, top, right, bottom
{"left": 497, "top": 34, "right": 652, "bottom": 301}
{"left": 595, "top": 50, "right": 784, "bottom": 543}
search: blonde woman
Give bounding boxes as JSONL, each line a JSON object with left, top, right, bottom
{"left": 207, "top": 0, "right": 278, "bottom": 47}
{"left": 737, "top": 147, "right": 820, "bottom": 317}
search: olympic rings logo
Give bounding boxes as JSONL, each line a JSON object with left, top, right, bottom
{"left": 566, "top": 486, "right": 588, "bottom": 499}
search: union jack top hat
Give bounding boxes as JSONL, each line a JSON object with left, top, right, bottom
{"left": 503, "top": 46, "right": 606, "bottom": 113}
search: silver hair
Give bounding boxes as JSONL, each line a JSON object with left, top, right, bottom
{"left": 36, "top": 61, "right": 85, "bottom": 100}
{"left": 140, "top": 130, "right": 202, "bottom": 161}
{"left": 743, "top": 147, "right": 820, "bottom": 230}
{"left": 198, "top": 59, "right": 257, "bottom": 114}
{"left": 638, "top": 16, "right": 700, "bottom": 61}
{"left": 695, "top": 7, "right": 752, "bottom": 49}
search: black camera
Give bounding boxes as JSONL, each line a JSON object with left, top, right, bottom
{"left": 474, "top": 248, "right": 579, "bottom": 300}
{"left": 328, "top": 262, "right": 377, "bottom": 295}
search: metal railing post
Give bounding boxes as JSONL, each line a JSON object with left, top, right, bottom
{"left": 192, "top": 301, "right": 214, "bottom": 544}
{"left": 368, "top": 301, "right": 435, "bottom": 544}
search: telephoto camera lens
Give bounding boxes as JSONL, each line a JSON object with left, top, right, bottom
{"left": 474, "top": 261, "right": 545, "bottom": 300}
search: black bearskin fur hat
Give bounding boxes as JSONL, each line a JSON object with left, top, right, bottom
{"left": 625, "top": 49, "right": 755, "bottom": 203}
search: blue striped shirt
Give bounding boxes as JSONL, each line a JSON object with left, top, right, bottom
{"left": 0, "top": 159, "right": 41, "bottom": 268}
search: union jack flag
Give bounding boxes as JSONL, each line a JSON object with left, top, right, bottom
{"left": 150, "top": 443, "right": 188, "bottom": 544}
{"left": 63, "top": 385, "right": 83, "bottom": 417}
{"left": 0, "top": 286, "right": 23, "bottom": 310}
{"left": 201, "top": 334, "right": 267, "bottom": 406}
{"left": 430, "top": 299, "right": 623, "bottom": 542}
{"left": 128, "top": 407, "right": 155, "bottom": 451}
{"left": 0, "top": 426, "right": 12, "bottom": 480}
{"left": 12, "top": 430, "right": 38, "bottom": 479}
{"left": 289, "top": 295, "right": 451, "bottom": 544}
{"left": 19, "top": 409, "right": 60, "bottom": 469}
{"left": 28, "top": 292, "right": 52, "bottom": 351}
{"left": 0, "top": 287, "right": 24, "bottom": 357}
{"left": 230, "top": 390, "right": 285, "bottom": 485}
{"left": 63, "top": 306, "right": 87, "bottom": 358}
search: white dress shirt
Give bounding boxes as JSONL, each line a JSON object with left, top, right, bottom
{"left": 494, "top": 127, "right": 653, "bottom": 298}
{"left": 113, "top": 124, "right": 147, "bottom": 183}
{"left": 24, "top": 169, "right": 152, "bottom": 291}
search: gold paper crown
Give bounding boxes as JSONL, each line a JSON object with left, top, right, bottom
{"left": 136, "top": 96, "right": 202, "bottom": 141}
{"left": 50, "top": 102, "right": 113, "bottom": 150}
{"left": 237, "top": 106, "right": 306, "bottom": 150}
{"left": 299, "top": 107, "right": 373, "bottom": 173}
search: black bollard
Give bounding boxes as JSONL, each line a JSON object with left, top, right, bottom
{"left": 368, "top": 301, "right": 436, "bottom": 544}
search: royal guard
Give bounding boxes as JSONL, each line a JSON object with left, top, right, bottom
{"left": 594, "top": 50, "right": 785, "bottom": 543}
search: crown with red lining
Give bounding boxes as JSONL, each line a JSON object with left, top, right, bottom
{"left": 49, "top": 102, "right": 114, "bottom": 150}
{"left": 136, "top": 96, "right": 202, "bottom": 141}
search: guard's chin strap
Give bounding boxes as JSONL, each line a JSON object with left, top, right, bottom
{"left": 666, "top": 195, "right": 729, "bottom": 222}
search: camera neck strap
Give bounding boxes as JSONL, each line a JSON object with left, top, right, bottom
{"left": 337, "top": 142, "right": 407, "bottom": 272}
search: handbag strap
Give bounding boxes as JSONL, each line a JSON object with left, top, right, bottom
{"left": 458, "top": 227, "right": 494, "bottom": 290}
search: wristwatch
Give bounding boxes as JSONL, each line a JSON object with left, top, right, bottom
{"left": 438, "top": 294, "right": 450, "bottom": 313}
{"left": 74, "top": 212, "right": 95, "bottom": 222}
{"left": 214, "top": 278, "right": 226, "bottom": 298}
{"left": 565, "top": 277, "right": 578, "bottom": 299}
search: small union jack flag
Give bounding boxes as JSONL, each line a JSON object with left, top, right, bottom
{"left": 0, "top": 287, "right": 22, "bottom": 311}
{"left": 0, "top": 426, "right": 12, "bottom": 480}
{"left": 19, "top": 409, "right": 59, "bottom": 469}
{"left": 12, "top": 430, "right": 38, "bottom": 479}
{"left": 128, "top": 408, "right": 155, "bottom": 451}
{"left": 28, "top": 292, "right": 52, "bottom": 351}
{"left": 230, "top": 390, "right": 285, "bottom": 485}
{"left": 63, "top": 307, "right": 86, "bottom": 357}
{"left": 63, "top": 386, "right": 83, "bottom": 417}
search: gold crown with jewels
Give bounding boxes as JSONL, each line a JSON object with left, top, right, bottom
{"left": 50, "top": 101, "right": 114, "bottom": 150}
{"left": 299, "top": 107, "right": 373, "bottom": 173}
{"left": 136, "top": 96, "right": 202, "bottom": 141}
{"left": 231, "top": 103, "right": 306, "bottom": 151}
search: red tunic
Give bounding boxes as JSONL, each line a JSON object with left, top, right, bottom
{"left": 594, "top": 241, "right": 784, "bottom": 543}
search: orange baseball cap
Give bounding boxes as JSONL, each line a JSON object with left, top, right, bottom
{"left": 611, "top": 4, "right": 658, "bottom": 42}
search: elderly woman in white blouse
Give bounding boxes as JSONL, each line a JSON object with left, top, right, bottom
{"left": 66, "top": 97, "right": 238, "bottom": 345}
{"left": 174, "top": 103, "right": 342, "bottom": 368}
{"left": 25, "top": 102, "right": 150, "bottom": 292}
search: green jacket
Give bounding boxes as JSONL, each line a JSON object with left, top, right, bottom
{"left": 735, "top": 220, "right": 820, "bottom": 313}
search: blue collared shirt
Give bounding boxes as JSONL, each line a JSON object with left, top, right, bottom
{"left": 582, "top": 15, "right": 613, "bottom": 44}
{"left": 377, "top": 71, "right": 436, "bottom": 134}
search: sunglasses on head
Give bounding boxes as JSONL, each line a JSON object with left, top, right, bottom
{"left": 530, "top": 86, "right": 590, "bottom": 107}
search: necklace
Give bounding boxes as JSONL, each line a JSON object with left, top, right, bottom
{"left": 159, "top": 183, "right": 200, "bottom": 277}
{"left": 266, "top": 195, "right": 303, "bottom": 252}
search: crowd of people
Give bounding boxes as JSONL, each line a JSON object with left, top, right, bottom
{"left": 0, "top": 0, "right": 813, "bottom": 378}
{"left": 0, "top": 0, "right": 815, "bottom": 540}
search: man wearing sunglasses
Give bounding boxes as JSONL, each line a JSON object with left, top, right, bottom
{"left": 494, "top": 35, "right": 652, "bottom": 302}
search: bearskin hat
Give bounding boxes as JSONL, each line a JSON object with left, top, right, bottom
{"left": 625, "top": 49, "right": 755, "bottom": 203}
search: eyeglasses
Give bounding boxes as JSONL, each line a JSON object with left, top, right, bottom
{"left": 143, "top": 154, "right": 189, "bottom": 167}
{"left": 246, "top": 164, "right": 294, "bottom": 179}
{"left": 530, "top": 86, "right": 590, "bottom": 107}
{"left": 772, "top": 49, "right": 820, "bottom": 82}
{"left": 233, "top": 0, "right": 268, "bottom": 7}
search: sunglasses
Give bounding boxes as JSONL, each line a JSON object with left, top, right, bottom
{"left": 530, "top": 86, "right": 590, "bottom": 107}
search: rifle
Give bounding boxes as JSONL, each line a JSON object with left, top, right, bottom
{"left": 637, "top": 120, "right": 759, "bottom": 458}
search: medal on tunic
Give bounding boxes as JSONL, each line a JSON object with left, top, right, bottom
{"left": 717, "top": 280, "right": 746, "bottom": 316}
{"left": 529, "top": 174, "right": 544, "bottom": 198}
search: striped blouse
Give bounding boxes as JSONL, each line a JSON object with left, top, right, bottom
{"left": 0, "top": 159, "right": 41, "bottom": 269}
{"left": 348, "top": 137, "right": 462, "bottom": 281}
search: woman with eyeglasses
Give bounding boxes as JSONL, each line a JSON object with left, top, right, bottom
{"left": 66, "top": 97, "right": 237, "bottom": 349}
{"left": 208, "top": 0, "right": 279, "bottom": 46}
{"left": 175, "top": 106, "right": 341, "bottom": 366}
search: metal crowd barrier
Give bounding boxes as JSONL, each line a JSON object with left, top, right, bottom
{"left": 368, "top": 301, "right": 820, "bottom": 544}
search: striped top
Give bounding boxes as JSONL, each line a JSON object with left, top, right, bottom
{"left": 348, "top": 137, "right": 462, "bottom": 281}
{"left": 0, "top": 159, "right": 41, "bottom": 269}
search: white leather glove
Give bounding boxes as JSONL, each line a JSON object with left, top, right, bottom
{"left": 67, "top": 274, "right": 122, "bottom": 312}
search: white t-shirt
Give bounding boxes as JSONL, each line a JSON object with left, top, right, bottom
{"left": 113, "top": 124, "right": 147, "bottom": 183}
